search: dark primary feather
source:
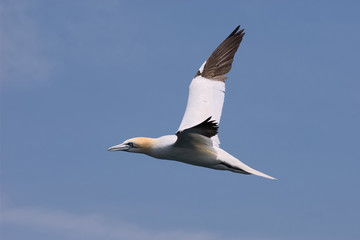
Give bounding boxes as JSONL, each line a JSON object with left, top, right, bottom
{"left": 195, "top": 25, "right": 245, "bottom": 82}
{"left": 176, "top": 117, "right": 218, "bottom": 138}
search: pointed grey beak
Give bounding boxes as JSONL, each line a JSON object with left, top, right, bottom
{"left": 107, "top": 143, "right": 130, "bottom": 151}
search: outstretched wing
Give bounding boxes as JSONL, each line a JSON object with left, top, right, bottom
{"left": 177, "top": 26, "right": 245, "bottom": 146}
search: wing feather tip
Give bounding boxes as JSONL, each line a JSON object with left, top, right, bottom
{"left": 198, "top": 25, "right": 245, "bottom": 82}
{"left": 177, "top": 116, "right": 219, "bottom": 138}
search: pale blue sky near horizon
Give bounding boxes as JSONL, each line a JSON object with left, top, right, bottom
{"left": 1, "top": 0, "right": 360, "bottom": 240}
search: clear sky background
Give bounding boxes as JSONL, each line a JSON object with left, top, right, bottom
{"left": 1, "top": 0, "right": 360, "bottom": 239}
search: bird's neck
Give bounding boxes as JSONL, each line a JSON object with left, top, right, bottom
{"left": 145, "top": 135, "right": 178, "bottom": 159}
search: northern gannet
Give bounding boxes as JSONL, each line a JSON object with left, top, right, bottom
{"left": 108, "top": 26, "right": 275, "bottom": 179}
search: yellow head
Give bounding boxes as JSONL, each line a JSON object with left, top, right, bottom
{"left": 108, "top": 137, "right": 155, "bottom": 154}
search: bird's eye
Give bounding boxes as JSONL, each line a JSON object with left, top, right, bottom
{"left": 127, "top": 142, "right": 135, "bottom": 148}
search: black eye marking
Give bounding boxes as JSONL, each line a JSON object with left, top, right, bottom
{"left": 127, "top": 142, "right": 135, "bottom": 148}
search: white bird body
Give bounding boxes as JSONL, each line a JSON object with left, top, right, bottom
{"left": 122, "top": 135, "right": 274, "bottom": 179}
{"left": 149, "top": 135, "right": 218, "bottom": 166}
{"left": 108, "top": 26, "right": 275, "bottom": 180}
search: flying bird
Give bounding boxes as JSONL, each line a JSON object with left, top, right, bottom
{"left": 108, "top": 26, "right": 275, "bottom": 179}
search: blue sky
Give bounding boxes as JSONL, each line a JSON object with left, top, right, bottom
{"left": 1, "top": 0, "right": 360, "bottom": 239}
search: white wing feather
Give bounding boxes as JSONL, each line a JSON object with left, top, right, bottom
{"left": 178, "top": 72, "right": 225, "bottom": 146}
{"left": 177, "top": 26, "right": 245, "bottom": 147}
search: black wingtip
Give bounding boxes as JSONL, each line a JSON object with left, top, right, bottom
{"left": 204, "top": 116, "right": 212, "bottom": 122}
{"left": 177, "top": 116, "right": 219, "bottom": 138}
{"left": 228, "top": 26, "right": 239, "bottom": 37}
{"left": 228, "top": 25, "right": 242, "bottom": 37}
